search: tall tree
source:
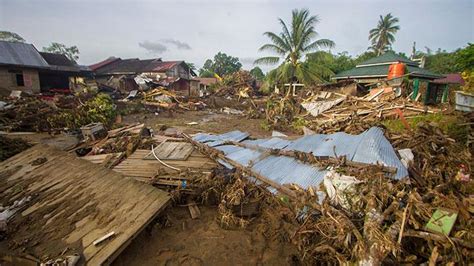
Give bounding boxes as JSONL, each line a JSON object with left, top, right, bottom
{"left": 368, "top": 13, "right": 400, "bottom": 55}
{"left": 199, "top": 52, "right": 242, "bottom": 77}
{"left": 255, "top": 8, "right": 335, "bottom": 85}
{"left": 455, "top": 43, "right": 474, "bottom": 71}
{"left": 42, "top": 42, "right": 80, "bottom": 63}
{"left": 249, "top": 66, "right": 265, "bottom": 81}
{"left": 306, "top": 51, "right": 356, "bottom": 80}
{"left": 0, "top": 31, "right": 25, "bottom": 42}
{"left": 186, "top": 62, "right": 196, "bottom": 71}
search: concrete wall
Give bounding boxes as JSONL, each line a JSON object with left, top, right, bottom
{"left": 0, "top": 67, "right": 40, "bottom": 94}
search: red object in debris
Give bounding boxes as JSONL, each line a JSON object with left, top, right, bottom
{"left": 387, "top": 63, "right": 405, "bottom": 80}
{"left": 394, "top": 108, "right": 410, "bottom": 130}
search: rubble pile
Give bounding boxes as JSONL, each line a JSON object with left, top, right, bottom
{"left": 214, "top": 70, "right": 257, "bottom": 98}
{"left": 77, "top": 123, "right": 146, "bottom": 158}
{"left": 0, "top": 95, "right": 58, "bottom": 132}
{"left": 264, "top": 94, "right": 302, "bottom": 129}
{"left": 293, "top": 123, "right": 472, "bottom": 264}
{"left": 0, "top": 135, "right": 32, "bottom": 161}
{"left": 0, "top": 93, "right": 116, "bottom": 132}
{"left": 306, "top": 96, "right": 443, "bottom": 133}
{"left": 183, "top": 123, "right": 472, "bottom": 264}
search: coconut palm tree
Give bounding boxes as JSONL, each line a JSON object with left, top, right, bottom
{"left": 254, "top": 9, "right": 335, "bottom": 85}
{"left": 369, "top": 13, "right": 400, "bottom": 55}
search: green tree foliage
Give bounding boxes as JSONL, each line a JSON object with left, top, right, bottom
{"left": 305, "top": 51, "right": 356, "bottom": 81}
{"left": 255, "top": 8, "right": 335, "bottom": 85}
{"left": 353, "top": 51, "right": 377, "bottom": 65}
{"left": 249, "top": 66, "right": 265, "bottom": 81}
{"left": 424, "top": 49, "right": 458, "bottom": 74}
{"left": 186, "top": 62, "right": 196, "bottom": 71}
{"left": 368, "top": 13, "right": 400, "bottom": 55}
{"left": 455, "top": 43, "right": 474, "bottom": 71}
{"left": 0, "top": 31, "right": 25, "bottom": 42}
{"left": 199, "top": 52, "right": 242, "bottom": 77}
{"left": 42, "top": 42, "right": 80, "bottom": 63}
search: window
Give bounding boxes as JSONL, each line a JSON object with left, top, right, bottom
{"left": 16, "top": 73, "right": 24, "bottom": 86}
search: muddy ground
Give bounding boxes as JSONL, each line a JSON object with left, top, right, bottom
{"left": 113, "top": 206, "right": 299, "bottom": 266}
{"left": 122, "top": 110, "right": 296, "bottom": 138}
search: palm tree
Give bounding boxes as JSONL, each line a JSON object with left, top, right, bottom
{"left": 254, "top": 9, "right": 335, "bottom": 85}
{"left": 368, "top": 13, "right": 400, "bottom": 55}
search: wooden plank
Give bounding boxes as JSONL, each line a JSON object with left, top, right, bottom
{"left": 143, "top": 142, "right": 194, "bottom": 160}
{"left": 188, "top": 202, "right": 201, "bottom": 219}
{"left": 113, "top": 149, "right": 217, "bottom": 180}
{"left": 0, "top": 144, "right": 171, "bottom": 265}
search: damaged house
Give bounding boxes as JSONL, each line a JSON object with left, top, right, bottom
{"left": 0, "top": 40, "right": 89, "bottom": 95}
{"left": 333, "top": 52, "right": 447, "bottom": 104}
{"left": 90, "top": 57, "right": 197, "bottom": 96}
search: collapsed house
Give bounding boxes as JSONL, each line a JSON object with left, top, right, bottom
{"left": 333, "top": 52, "right": 446, "bottom": 105}
{"left": 0, "top": 41, "right": 90, "bottom": 96}
{"left": 89, "top": 57, "right": 198, "bottom": 96}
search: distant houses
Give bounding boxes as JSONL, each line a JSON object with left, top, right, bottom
{"left": 89, "top": 57, "right": 199, "bottom": 96}
{"left": 332, "top": 51, "right": 455, "bottom": 105}
{"left": 0, "top": 40, "right": 89, "bottom": 95}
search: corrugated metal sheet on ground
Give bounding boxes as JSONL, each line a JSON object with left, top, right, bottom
{"left": 252, "top": 156, "right": 327, "bottom": 189}
{"left": 284, "top": 127, "right": 408, "bottom": 179}
{"left": 193, "top": 130, "right": 249, "bottom": 147}
{"left": 196, "top": 127, "right": 408, "bottom": 193}
{"left": 242, "top": 137, "right": 291, "bottom": 149}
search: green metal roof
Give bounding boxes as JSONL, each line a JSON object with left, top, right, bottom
{"left": 357, "top": 51, "right": 418, "bottom": 66}
{"left": 333, "top": 63, "right": 443, "bottom": 80}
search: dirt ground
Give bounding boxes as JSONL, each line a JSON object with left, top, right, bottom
{"left": 113, "top": 205, "right": 299, "bottom": 266}
{"left": 122, "top": 110, "right": 295, "bottom": 138}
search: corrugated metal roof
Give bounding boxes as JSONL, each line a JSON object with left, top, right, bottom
{"left": 193, "top": 130, "right": 249, "bottom": 147}
{"left": 252, "top": 156, "right": 327, "bottom": 189}
{"left": 357, "top": 51, "right": 418, "bottom": 66}
{"left": 285, "top": 127, "right": 408, "bottom": 179}
{"left": 215, "top": 145, "right": 262, "bottom": 167}
{"left": 0, "top": 41, "right": 49, "bottom": 68}
{"left": 242, "top": 137, "right": 291, "bottom": 149}
{"left": 196, "top": 127, "right": 408, "bottom": 193}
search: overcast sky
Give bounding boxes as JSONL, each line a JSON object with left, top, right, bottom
{"left": 1, "top": 0, "right": 473, "bottom": 71}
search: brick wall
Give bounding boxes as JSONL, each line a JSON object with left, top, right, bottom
{"left": 0, "top": 67, "right": 41, "bottom": 94}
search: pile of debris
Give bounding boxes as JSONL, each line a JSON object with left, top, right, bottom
{"left": 123, "top": 88, "right": 206, "bottom": 113}
{"left": 0, "top": 135, "right": 31, "bottom": 161}
{"left": 0, "top": 94, "right": 58, "bottom": 132}
{"left": 264, "top": 94, "right": 302, "bottom": 129}
{"left": 214, "top": 70, "right": 258, "bottom": 99}
{"left": 0, "top": 92, "right": 116, "bottom": 133}
{"left": 263, "top": 86, "right": 447, "bottom": 133}
{"left": 181, "top": 124, "right": 472, "bottom": 264}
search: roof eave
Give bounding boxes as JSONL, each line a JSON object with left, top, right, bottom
{"left": 332, "top": 74, "right": 387, "bottom": 80}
